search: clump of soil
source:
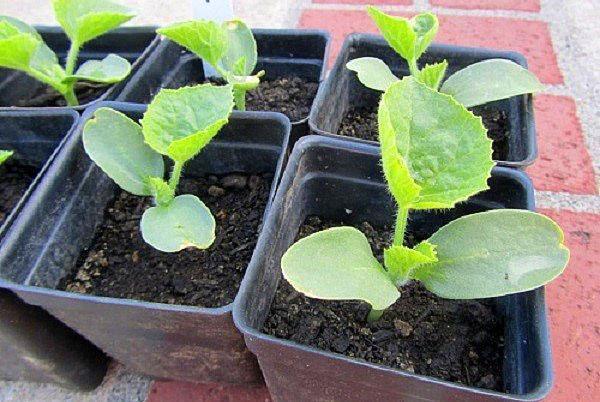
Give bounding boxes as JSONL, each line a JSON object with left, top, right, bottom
{"left": 13, "top": 82, "right": 109, "bottom": 107}
{"left": 338, "top": 104, "right": 510, "bottom": 160}
{"left": 0, "top": 160, "right": 39, "bottom": 226}
{"left": 60, "top": 173, "right": 272, "bottom": 308}
{"left": 263, "top": 216, "right": 505, "bottom": 391}
{"left": 208, "top": 75, "right": 319, "bottom": 122}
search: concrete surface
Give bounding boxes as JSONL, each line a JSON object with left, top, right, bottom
{"left": 0, "top": 0, "right": 598, "bottom": 401}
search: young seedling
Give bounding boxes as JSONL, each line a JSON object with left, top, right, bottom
{"left": 281, "top": 77, "right": 569, "bottom": 322}
{"left": 0, "top": 150, "right": 12, "bottom": 166}
{"left": 346, "top": 6, "right": 544, "bottom": 107}
{"left": 157, "top": 19, "right": 263, "bottom": 111}
{"left": 82, "top": 83, "right": 234, "bottom": 252}
{"left": 0, "top": 0, "right": 135, "bottom": 106}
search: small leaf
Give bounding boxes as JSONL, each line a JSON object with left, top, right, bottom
{"left": 82, "top": 108, "right": 164, "bottom": 196}
{"left": 282, "top": 227, "right": 400, "bottom": 311}
{"left": 158, "top": 20, "right": 228, "bottom": 68}
{"left": 384, "top": 242, "right": 437, "bottom": 285}
{"left": 52, "top": 0, "right": 134, "bottom": 45}
{"left": 63, "top": 53, "right": 131, "bottom": 84}
{"left": 0, "top": 16, "right": 41, "bottom": 37}
{"left": 140, "top": 84, "right": 234, "bottom": 163}
{"left": 367, "top": 7, "right": 438, "bottom": 63}
{"left": 416, "top": 60, "right": 448, "bottom": 90}
{"left": 379, "top": 77, "right": 494, "bottom": 209}
{"left": 414, "top": 210, "right": 570, "bottom": 299}
{"left": 0, "top": 150, "right": 13, "bottom": 165}
{"left": 346, "top": 57, "right": 399, "bottom": 92}
{"left": 219, "top": 19, "right": 257, "bottom": 76}
{"left": 441, "top": 59, "right": 544, "bottom": 107}
{"left": 141, "top": 194, "right": 215, "bottom": 252}
{"left": 148, "top": 177, "right": 174, "bottom": 206}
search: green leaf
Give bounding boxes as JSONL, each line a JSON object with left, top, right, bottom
{"left": 414, "top": 210, "right": 570, "bottom": 299}
{"left": 158, "top": 20, "right": 228, "bottom": 68}
{"left": 63, "top": 53, "right": 131, "bottom": 84}
{"left": 82, "top": 108, "right": 164, "bottom": 196}
{"left": 0, "top": 150, "right": 13, "bottom": 165}
{"left": 384, "top": 242, "right": 437, "bottom": 285}
{"left": 367, "top": 7, "right": 438, "bottom": 63}
{"left": 378, "top": 77, "right": 494, "bottom": 209}
{"left": 346, "top": 57, "right": 399, "bottom": 92}
{"left": 0, "top": 16, "right": 41, "bottom": 37}
{"left": 140, "top": 84, "right": 234, "bottom": 163}
{"left": 148, "top": 177, "right": 174, "bottom": 206}
{"left": 281, "top": 227, "right": 400, "bottom": 311}
{"left": 441, "top": 59, "right": 544, "bottom": 107}
{"left": 52, "top": 0, "right": 134, "bottom": 45}
{"left": 219, "top": 19, "right": 257, "bottom": 76}
{"left": 141, "top": 194, "right": 215, "bottom": 252}
{"left": 416, "top": 60, "right": 448, "bottom": 90}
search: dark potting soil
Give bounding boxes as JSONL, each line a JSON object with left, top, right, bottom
{"left": 338, "top": 105, "right": 510, "bottom": 160}
{"left": 207, "top": 76, "right": 319, "bottom": 122}
{"left": 263, "top": 216, "right": 505, "bottom": 391}
{"left": 13, "top": 82, "right": 109, "bottom": 107}
{"left": 0, "top": 160, "right": 39, "bottom": 227}
{"left": 59, "top": 173, "right": 271, "bottom": 308}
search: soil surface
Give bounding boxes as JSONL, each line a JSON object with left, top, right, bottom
{"left": 14, "top": 82, "right": 109, "bottom": 107}
{"left": 60, "top": 173, "right": 272, "bottom": 308}
{"left": 263, "top": 216, "right": 505, "bottom": 391}
{"left": 208, "top": 76, "right": 319, "bottom": 122}
{"left": 338, "top": 104, "right": 510, "bottom": 160}
{"left": 0, "top": 160, "right": 38, "bottom": 227}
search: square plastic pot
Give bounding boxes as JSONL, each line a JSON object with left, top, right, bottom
{"left": 309, "top": 34, "right": 537, "bottom": 169}
{"left": 0, "top": 26, "right": 160, "bottom": 111}
{"left": 233, "top": 136, "right": 553, "bottom": 401}
{"left": 0, "top": 102, "right": 290, "bottom": 384}
{"left": 116, "top": 29, "right": 330, "bottom": 150}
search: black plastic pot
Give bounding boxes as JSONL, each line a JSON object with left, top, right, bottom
{"left": 309, "top": 34, "right": 537, "bottom": 169}
{"left": 0, "top": 26, "right": 159, "bottom": 111}
{"left": 117, "top": 29, "right": 330, "bottom": 150}
{"left": 233, "top": 136, "right": 553, "bottom": 401}
{"left": 0, "top": 102, "right": 290, "bottom": 384}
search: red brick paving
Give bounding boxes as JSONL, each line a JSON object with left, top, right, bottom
{"left": 528, "top": 95, "right": 597, "bottom": 195}
{"left": 147, "top": 381, "right": 271, "bottom": 402}
{"left": 539, "top": 209, "right": 600, "bottom": 402}
{"left": 431, "top": 0, "right": 540, "bottom": 12}
{"left": 298, "top": 10, "right": 563, "bottom": 84}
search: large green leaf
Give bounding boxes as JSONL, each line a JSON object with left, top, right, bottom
{"left": 82, "top": 108, "right": 164, "bottom": 196}
{"left": 384, "top": 242, "right": 437, "bottom": 285}
{"left": 346, "top": 57, "right": 399, "bottom": 92}
{"left": 367, "top": 7, "right": 438, "bottom": 63}
{"left": 414, "top": 210, "right": 570, "bottom": 299}
{"left": 0, "top": 150, "right": 13, "bottom": 165}
{"left": 63, "top": 53, "right": 131, "bottom": 84}
{"left": 140, "top": 84, "right": 234, "bottom": 162}
{"left": 378, "top": 77, "right": 494, "bottom": 209}
{"left": 141, "top": 194, "right": 215, "bottom": 252}
{"left": 441, "top": 59, "right": 544, "bottom": 107}
{"left": 281, "top": 227, "right": 400, "bottom": 310}
{"left": 416, "top": 61, "right": 448, "bottom": 90}
{"left": 219, "top": 19, "right": 257, "bottom": 76}
{"left": 158, "top": 20, "right": 228, "bottom": 68}
{"left": 52, "top": 0, "right": 134, "bottom": 45}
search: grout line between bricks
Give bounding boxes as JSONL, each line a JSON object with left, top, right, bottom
{"left": 535, "top": 191, "right": 600, "bottom": 214}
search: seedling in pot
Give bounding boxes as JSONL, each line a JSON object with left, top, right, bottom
{"left": 282, "top": 77, "right": 569, "bottom": 322}
{"left": 157, "top": 19, "right": 263, "bottom": 111}
{"left": 0, "top": 0, "right": 135, "bottom": 106}
{"left": 82, "top": 83, "right": 234, "bottom": 252}
{"left": 346, "top": 6, "right": 543, "bottom": 107}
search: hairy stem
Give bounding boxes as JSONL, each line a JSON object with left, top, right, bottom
{"left": 63, "top": 86, "right": 79, "bottom": 106}
{"left": 393, "top": 207, "right": 409, "bottom": 246}
{"left": 367, "top": 309, "right": 384, "bottom": 322}
{"left": 168, "top": 160, "right": 184, "bottom": 192}
{"left": 408, "top": 58, "right": 420, "bottom": 77}
{"left": 65, "top": 41, "right": 80, "bottom": 75}
{"left": 233, "top": 87, "right": 246, "bottom": 111}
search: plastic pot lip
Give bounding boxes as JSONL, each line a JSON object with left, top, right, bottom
{"left": 1, "top": 101, "right": 290, "bottom": 318}
{"left": 233, "top": 135, "right": 551, "bottom": 401}
{"left": 0, "top": 27, "right": 161, "bottom": 112}
{"left": 308, "top": 32, "right": 538, "bottom": 168}
{"left": 0, "top": 107, "right": 80, "bottom": 241}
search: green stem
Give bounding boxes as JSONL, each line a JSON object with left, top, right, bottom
{"left": 393, "top": 207, "right": 409, "bottom": 246}
{"left": 65, "top": 41, "right": 80, "bottom": 75}
{"left": 168, "top": 161, "right": 184, "bottom": 192}
{"left": 233, "top": 87, "right": 246, "bottom": 111}
{"left": 408, "top": 58, "right": 420, "bottom": 77}
{"left": 63, "top": 85, "right": 79, "bottom": 106}
{"left": 367, "top": 309, "right": 384, "bottom": 322}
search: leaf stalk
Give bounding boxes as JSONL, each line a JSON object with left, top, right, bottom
{"left": 169, "top": 160, "right": 184, "bottom": 192}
